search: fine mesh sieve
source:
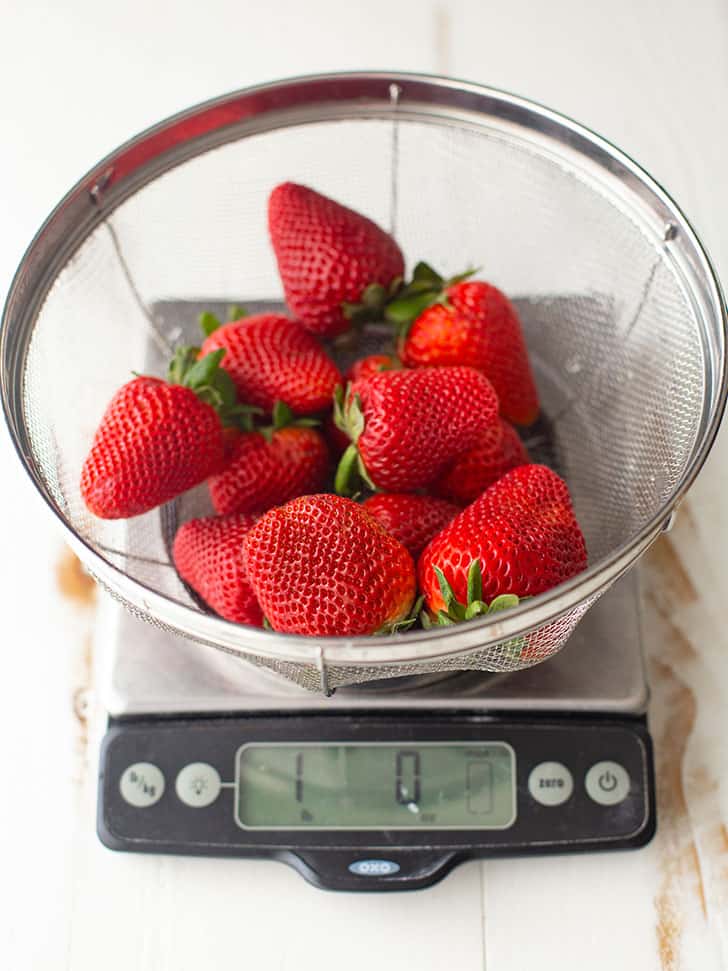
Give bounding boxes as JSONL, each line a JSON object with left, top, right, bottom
{"left": 2, "top": 73, "right": 726, "bottom": 692}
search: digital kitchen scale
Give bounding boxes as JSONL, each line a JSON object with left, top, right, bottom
{"left": 97, "top": 570, "right": 656, "bottom": 891}
{"left": 7, "top": 74, "right": 723, "bottom": 894}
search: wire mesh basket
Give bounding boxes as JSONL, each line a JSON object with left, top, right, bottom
{"left": 1, "top": 73, "right": 726, "bottom": 692}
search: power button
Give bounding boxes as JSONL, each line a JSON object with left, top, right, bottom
{"left": 585, "top": 761, "right": 630, "bottom": 806}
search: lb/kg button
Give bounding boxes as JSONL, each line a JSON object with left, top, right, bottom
{"left": 119, "top": 762, "right": 165, "bottom": 808}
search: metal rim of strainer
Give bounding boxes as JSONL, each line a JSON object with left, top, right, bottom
{"left": 2, "top": 71, "right": 727, "bottom": 667}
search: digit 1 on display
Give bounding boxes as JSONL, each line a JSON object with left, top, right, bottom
{"left": 395, "top": 750, "right": 421, "bottom": 805}
{"left": 295, "top": 752, "right": 304, "bottom": 803}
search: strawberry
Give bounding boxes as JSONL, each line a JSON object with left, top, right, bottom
{"left": 344, "top": 353, "right": 400, "bottom": 384}
{"left": 81, "top": 348, "right": 250, "bottom": 519}
{"left": 208, "top": 402, "right": 329, "bottom": 515}
{"left": 389, "top": 265, "right": 539, "bottom": 426}
{"left": 199, "top": 311, "right": 341, "bottom": 416}
{"left": 362, "top": 494, "right": 461, "bottom": 558}
{"left": 172, "top": 513, "right": 263, "bottom": 626}
{"left": 268, "top": 182, "right": 405, "bottom": 338}
{"left": 241, "top": 494, "right": 417, "bottom": 636}
{"left": 419, "top": 464, "right": 587, "bottom": 619}
{"left": 334, "top": 366, "right": 499, "bottom": 494}
{"left": 434, "top": 417, "right": 530, "bottom": 504}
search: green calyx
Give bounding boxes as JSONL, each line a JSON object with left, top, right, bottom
{"left": 342, "top": 278, "right": 402, "bottom": 326}
{"left": 332, "top": 384, "right": 363, "bottom": 440}
{"left": 340, "top": 262, "right": 479, "bottom": 339}
{"left": 383, "top": 261, "right": 448, "bottom": 335}
{"left": 386, "top": 262, "right": 480, "bottom": 339}
{"left": 258, "top": 399, "right": 320, "bottom": 443}
{"left": 332, "top": 385, "right": 376, "bottom": 496}
{"left": 199, "top": 311, "right": 221, "bottom": 337}
{"left": 198, "top": 304, "right": 248, "bottom": 338}
{"left": 375, "top": 595, "right": 425, "bottom": 635}
{"left": 167, "top": 345, "right": 259, "bottom": 431}
{"left": 421, "top": 559, "right": 521, "bottom": 628}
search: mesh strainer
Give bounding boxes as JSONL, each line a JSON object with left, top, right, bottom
{"left": 2, "top": 73, "right": 726, "bottom": 693}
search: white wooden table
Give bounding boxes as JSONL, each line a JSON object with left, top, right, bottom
{"left": 2, "top": 1, "right": 728, "bottom": 968}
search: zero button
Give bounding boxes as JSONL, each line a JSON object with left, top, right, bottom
{"left": 528, "top": 761, "right": 574, "bottom": 806}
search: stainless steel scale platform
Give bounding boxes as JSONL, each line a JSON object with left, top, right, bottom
{"left": 101, "top": 573, "right": 647, "bottom": 718}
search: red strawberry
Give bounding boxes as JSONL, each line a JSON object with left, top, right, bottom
{"left": 172, "top": 513, "right": 263, "bottom": 626}
{"left": 362, "top": 494, "right": 461, "bottom": 558}
{"left": 268, "top": 183, "right": 404, "bottom": 338}
{"left": 396, "top": 275, "right": 539, "bottom": 426}
{"left": 334, "top": 366, "right": 499, "bottom": 494}
{"left": 344, "top": 353, "right": 400, "bottom": 384}
{"left": 208, "top": 403, "right": 329, "bottom": 515}
{"left": 241, "top": 494, "right": 416, "bottom": 636}
{"left": 419, "top": 465, "right": 587, "bottom": 620}
{"left": 199, "top": 311, "right": 341, "bottom": 416}
{"left": 434, "top": 418, "right": 530, "bottom": 504}
{"left": 81, "top": 348, "right": 245, "bottom": 519}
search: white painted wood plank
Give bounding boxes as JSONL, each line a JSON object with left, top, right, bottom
{"left": 70, "top": 851, "right": 484, "bottom": 971}
{"left": 483, "top": 851, "right": 665, "bottom": 970}
{"left": 0, "top": 511, "right": 96, "bottom": 969}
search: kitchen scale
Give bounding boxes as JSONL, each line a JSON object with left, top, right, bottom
{"left": 97, "top": 569, "right": 655, "bottom": 891}
{"left": 3, "top": 75, "right": 722, "bottom": 892}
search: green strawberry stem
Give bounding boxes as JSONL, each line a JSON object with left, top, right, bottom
{"left": 167, "top": 345, "right": 260, "bottom": 431}
{"left": 272, "top": 399, "right": 295, "bottom": 430}
{"left": 376, "top": 595, "right": 425, "bottom": 635}
{"left": 385, "top": 262, "right": 480, "bottom": 338}
{"left": 199, "top": 305, "right": 248, "bottom": 339}
{"left": 259, "top": 399, "right": 320, "bottom": 443}
{"left": 334, "top": 440, "right": 376, "bottom": 496}
{"left": 340, "top": 262, "right": 479, "bottom": 338}
{"left": 332, "top": 384, "right": 347, "bottom": 433}
{"left": 334, "top": 444, "right": 363, "bottom": 496}
{"left": 342, "top": 281, "right": 396, "bottom": 327}
{"left": 199, "top": 311, "right": 222, "bottom": 337}
{"left": 420, "top": 559, "right": 521, "bottom": 628}
{"left": 333, "top": 385, "right": 375, "bottom": 496}
{"left": 334, "top": 386, "right": 365, "bottom": 441}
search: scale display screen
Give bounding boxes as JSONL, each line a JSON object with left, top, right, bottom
{"left": 235, "top": 742, "right": 516, "bottom": 830}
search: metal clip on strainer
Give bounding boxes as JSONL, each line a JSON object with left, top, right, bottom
{"left": 1, "top": 73, "right": 726, "bottom": 692}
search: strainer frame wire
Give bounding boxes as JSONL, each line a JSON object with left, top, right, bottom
{"left": 1, "top": 71, "right": 726, "bottom": 670}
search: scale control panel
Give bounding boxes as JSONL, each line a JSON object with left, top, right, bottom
{"left": 99, "top": 715, "right": 655, "bottom": 891}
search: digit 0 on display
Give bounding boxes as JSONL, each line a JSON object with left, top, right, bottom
{"left": 235, "top": 742, "right": 516, "bottom": 830}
